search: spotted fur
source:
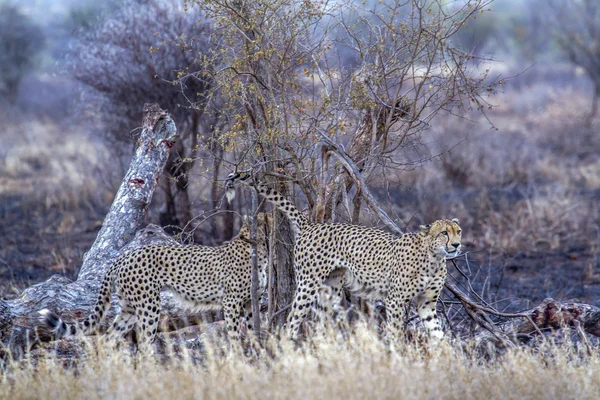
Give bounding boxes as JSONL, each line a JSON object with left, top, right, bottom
{"left": 227, "top": 172, "right": 462, "bottom": 341}
{"left": 40, "top": 214, "right": 270, "bottom": 345}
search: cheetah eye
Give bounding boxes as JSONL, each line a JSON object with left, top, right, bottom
{"left": 457, "top": 230, "right": 462, "bottom": 235}
{"left": 441, "top": 231, "right": 448, "bottom": 236}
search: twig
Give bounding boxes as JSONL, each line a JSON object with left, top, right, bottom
{"left": 444, "top": 279, "right": 544, "bottom": 337}
{"left": 316, "top": 131, "right": 403, "bottom": 235}
{"left": 268, "top": 303, "right": 293, "bottom": 327}
{"left": 450, "top": 257, "right": 493, "bottom": 308}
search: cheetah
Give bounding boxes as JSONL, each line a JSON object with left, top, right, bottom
{"left": 226, "top": 172, "right": 462, "bottom": 341}
{"left": 40, "top": 214, "right": 271, "bottom": 346}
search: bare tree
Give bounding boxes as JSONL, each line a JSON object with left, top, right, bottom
{"left": 64, "top": 0, "right": 217, "bottom": 236}
{"left": 548, "top": 0, "right": 600, "bottom": 126}
{"left": 181, "top": 0, "right": 499, "bottom": 326}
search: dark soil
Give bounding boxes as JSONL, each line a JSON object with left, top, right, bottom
{"left": 448, "top": 247, "right": 600, "bottom": 312}
{"left": 2, "top": 187, "right": 600, "bottom": 313}
{"left": 0, "top": 194, "right": 104, "bottom": 299}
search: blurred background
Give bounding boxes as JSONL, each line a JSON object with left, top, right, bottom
{"left": 1, "top": 0, "right": 599, "bottom": 313}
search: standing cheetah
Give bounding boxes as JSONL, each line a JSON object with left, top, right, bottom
{"left": 40, "top": 214, "right": 271, "bottom": 345}
{"left": 227, "top": 172, "right": 462, "bottom": 341}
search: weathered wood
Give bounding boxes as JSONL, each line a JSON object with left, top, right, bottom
{"left": 449, "top": 279, "right": 600, "bottom": 353}
{"left": 507, "top": 298, "right": 600, "bottom": 337}
{"left": 0, "top": 105, "right": 200, "bottom": 354}
{"left": 447, "top": 279, "right": 600, "bottom": 340}
{"left": 78, "top": 103, "right": 178, "bottom": 280}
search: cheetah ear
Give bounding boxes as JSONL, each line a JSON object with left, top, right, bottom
{"left": 419, "top": 224, "right": 431, "bottom": 234}
{"left": 451, "top": 218, "right": 460, "bottom": 224}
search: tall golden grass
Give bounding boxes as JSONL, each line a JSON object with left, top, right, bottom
{"left": 2, "top": 324, "right": 599, "bottom": 400}
{"left": 0, "top": 120, "right": 115, "bottom": 210}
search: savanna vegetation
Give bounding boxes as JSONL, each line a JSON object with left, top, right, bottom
{"left": 1, "top": 0, "right": 600, "bottom": 398}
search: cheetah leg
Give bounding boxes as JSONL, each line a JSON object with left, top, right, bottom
{"left": 316, "top": 269, "right": 346, "bottom": 320}
{"left": 416, "top": 288, "right": 444, "bottom": 341}
{"left": 134, "top": 286, "right": 161, "bottom": 350}
{"left": 108, "top": 294, "right": 137, "bottom": 341}
{"left": 384, "top": 294, "right": 409, "bottom": 341}
{"left": 222, "top": 294, "right": 243, "bottom": 339}
{"left": 286, "top": 291, "right": 313, "bottom": 340}
{"left": 286, "top": 270, "right": 326, "bottom": 340}
{"left": 243, "top": 300, "right": 255, "bottom": 333}
{"left": 108, "top": 312, "right": 136, "bottom": 342}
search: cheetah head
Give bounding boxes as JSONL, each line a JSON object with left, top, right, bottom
{"left": 420, "top": 218, "right": 462, "bottom": 259}
{"left": 225, "top": 171, "right": 252, "bottom": 203}
{"left": 237, "top": 213, "right": 271, "bottom": 241}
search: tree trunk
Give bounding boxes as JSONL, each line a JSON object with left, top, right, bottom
{"left": 0, "top": 105, "right": 214, "bottom": 355}
{"left": 273, "top": 182, "right": 296, "bottom": 327}
{"left": 249, "top": 192, "right": 261, "bottom": 335}
{"left": 78, "top": 104, "right": 178, "bottom": 280}
{"left": 210, "top": 144, "right": 234, "bottom": 241}
{"left": 166, "top": 139, "right": 193, "bottom": 233}
{"left": 162, "top": 111, "right": 201, "bottom": 237}
{"left": 159, "top": 174, "right": 180, "bottom": 234}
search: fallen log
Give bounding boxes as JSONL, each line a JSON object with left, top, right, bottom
{"left": 0, "top": 105, "right": 208, "bottom": 355}
{"left": 447, "top": 278, "right": 600, "bottom": 353}
{"left": 506, "top": 298, "right": 600, "bottom": 337}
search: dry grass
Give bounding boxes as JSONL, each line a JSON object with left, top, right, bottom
{"left": 0, "top": 120, "right": 119, "bottom": 290}
{"left": 399, "top": 85, "right": 600, "bottom": 255}
{"left": 2, "top": 326, "right": 600, "bottom": 400}
{"left": 0, "top": 119, "right": 116, "bottom": 210}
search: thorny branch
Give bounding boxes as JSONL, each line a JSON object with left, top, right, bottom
{"left": 442, "top": 258, "right": 600, "bottom": 350}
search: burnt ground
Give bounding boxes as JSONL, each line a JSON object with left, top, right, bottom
{"left": 0, "top": 194, "right": 104, "bottom": 299}
{"left": 2, "top": 186, "right": 600, "bottom": 312}
{"left": 448, "top": 246, "right": 600, "bottom": 311}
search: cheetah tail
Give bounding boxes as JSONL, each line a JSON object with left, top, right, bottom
{"left": 38, "top": 265, "right": 118, "bottom": 339}
{"left": 38, "top": 309, "right": 76, "bottom": 339}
